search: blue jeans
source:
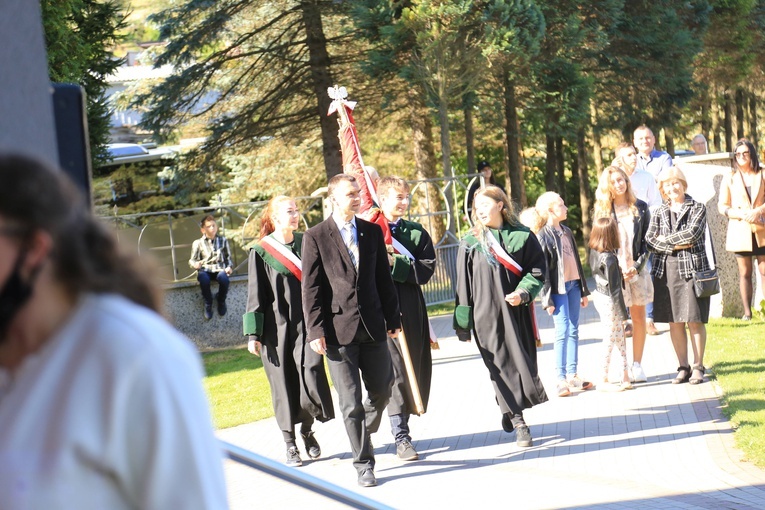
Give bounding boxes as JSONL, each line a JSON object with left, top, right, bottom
{"left": 197, "top": 270, "right": 230, "bottom": 305}
{"left": 389, "top": 413, "right": 411, "bottom": 444}
{"left": 552, "top": 280, "right": 582, "bottom": 380}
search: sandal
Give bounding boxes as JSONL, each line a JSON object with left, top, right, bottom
{"left": 689, "top": 365, "right": 705, "bottom": 385}
{"left": 672, "top": 366, "right": 691, "bottom": 384}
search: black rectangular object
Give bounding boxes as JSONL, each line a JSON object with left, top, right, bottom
{"left": 51, "top": 83, "right": 92, "bottom": 206}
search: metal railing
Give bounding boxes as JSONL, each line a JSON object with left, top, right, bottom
{"left": 99, "top": 174, "right": 485, "bottom": 305}
{"left": 220, "top": 441, "right": 394, "bottom": 510}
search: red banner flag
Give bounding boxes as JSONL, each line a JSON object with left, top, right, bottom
{"left": 327, "top": 85, "right": 390, "bottom": 243}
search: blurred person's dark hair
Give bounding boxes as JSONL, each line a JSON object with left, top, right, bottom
{"left": 0, "top": 154, "right": 161, "bottom": 312}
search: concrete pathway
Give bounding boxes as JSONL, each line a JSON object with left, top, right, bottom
{"left": 217, "top": 302, "right": 765, "bottom": 509}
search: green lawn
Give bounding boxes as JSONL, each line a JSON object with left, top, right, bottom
{"left": 426, "top": 300, "right": 455, "bottom": 317}
{"left": 202, "top": 318, "right": 765, "bottom": 469}
{"left": 704, "top": 318, "right": 765, "bottom": 468}
{"left": 202, "top": 348, "right": 272, "bottom": 430}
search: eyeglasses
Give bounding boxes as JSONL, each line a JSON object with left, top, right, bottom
{"left": 735, "top": 151, "right": 750, "bottom": 158}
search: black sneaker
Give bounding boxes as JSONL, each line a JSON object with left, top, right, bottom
{"left": 203, "top": 303, "right": 213, "bottom": 321}
{"left": 515, "top": 425, "right": 533, "bottom": 448}
{"left": 501, "top": 412, "right": 513, "bottom": 433}
{"left": 301, "top": 431, "right": 321, "bottom": 460}
{"left": 396, "top": 440, "right": 419, "bottom": 461}
{"left": 217, "top": 300, "right": 227, "bottom": 317}
{"left": 286, "top": 446, "right": 302, "bottom": 467}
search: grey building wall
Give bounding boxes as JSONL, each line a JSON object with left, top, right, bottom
{"left": 0, "top": 1, "right": 58, "bottom": 163}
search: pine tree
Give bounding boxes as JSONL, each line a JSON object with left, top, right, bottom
{"left": 42, "top": 0, "right": 127, "bottom": 167}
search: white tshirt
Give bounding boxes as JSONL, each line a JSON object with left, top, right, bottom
{"left": 0, "top": 294, "right": 228, "bottom": 510}
{"left": 629, "top": 168, "right": 662, "bottom": 209}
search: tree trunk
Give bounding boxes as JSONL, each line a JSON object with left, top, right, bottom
{"left": 503, "top": 72, "right": 524, "bottom": 208}
{"left": 407, "top": 86, "right": 444, "bottom": 243}
{"left": 724, "top": 90, "right": 734, "bottom": 152}
{"left": 750, "top": 91, "right": 759, "bottom": 148}
{"left": 701, "top": 87, "right": 711, "bottom": 141}
{"left": 576, "top": 128, "right": 592, "bottom": 248}
{"left": 712, "top": 88, "right": 722, "bottom": 152}
{"left": 589, "top": 101, "right": 604, "bottom": 175}
{"left": 545, "top": 133, "right": 556, "bottom": 192}
{"left": 437, "top": 88, "right": 456, "bottom": 234}
{"left": 736, "top": 88, "right": 746, "bottom": 140}
{"left": 664, "top": 128, "right": 675, "bottom": 158}
{"left": 555, "top": 136, "right": 565, "bottom": 202}
{"left": 463, "top": 91, "right": 476, "bottom": 175}
{"left": 301, "top": 0, "right": 341, "bottom": 180}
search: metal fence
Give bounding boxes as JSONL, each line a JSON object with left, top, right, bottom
{"left": 221, "top": 441, "right": 393, "bottom": 509}
{"left": 99, "top": 174, "right": 484, "bottom": 305}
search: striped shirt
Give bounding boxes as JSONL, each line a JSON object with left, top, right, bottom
{"left": 189, "top": 235, "right": 233, "bottom": 273}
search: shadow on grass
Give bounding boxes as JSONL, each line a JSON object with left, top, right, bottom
{"left": 203, "top": 347, "right": 263, "bottom": 377}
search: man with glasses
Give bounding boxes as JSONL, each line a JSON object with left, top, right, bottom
{"left": 691, "top": 134, "right": 709, "bottom": 155}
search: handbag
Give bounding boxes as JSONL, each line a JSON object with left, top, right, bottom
{"left": 693, "top": 268, "right": 720, "bottom": 298}
{"left": 693, "top": 225, "right": 720, "bottom": 298}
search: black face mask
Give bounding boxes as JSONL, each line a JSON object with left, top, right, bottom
{"left": 0, "top": 252, "right": 35, "bottom": 344}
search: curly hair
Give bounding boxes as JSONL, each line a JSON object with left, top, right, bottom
{"left": 0, "top": 154, "right": 161, "bottom": 312}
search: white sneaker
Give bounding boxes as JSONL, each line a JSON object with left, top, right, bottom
{"left": 567, "top": 374, "right": 594, "bottom": 391}
{"left": 632, "top": 362, "right": 647, "bottom": 383}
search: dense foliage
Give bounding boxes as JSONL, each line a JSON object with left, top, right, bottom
{"left": 41, "top": 0, "right": 127, "bottom": 167}
{"left": 122, "top": 1, "right": 765, "bottom": 235}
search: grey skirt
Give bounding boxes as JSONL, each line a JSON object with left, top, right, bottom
{"left": 653, "top": 254, "right": 710, "bottom": 324}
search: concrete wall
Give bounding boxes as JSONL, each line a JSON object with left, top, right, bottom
{"left": 163, "top": 276, "right": 249, "bottom": 349}
{"left": 0, "top": 2, "right": 58, "bottom": 163}
{"left": 675, "top": 152, "right": 760, "bottom": 318}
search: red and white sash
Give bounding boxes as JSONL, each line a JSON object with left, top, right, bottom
{"left": 486, "top": 233, "right": 522, "bottom": 277}
{"left": 260, "top": 236, "right": 302, "bottom": 280}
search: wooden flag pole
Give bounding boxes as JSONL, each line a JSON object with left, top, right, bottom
{"left": 395, "top": 328, "right": 425, "bottom": 416}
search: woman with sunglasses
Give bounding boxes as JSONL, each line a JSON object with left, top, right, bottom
{"left": 718, "top": 138, "right": 765, "bottom": 320}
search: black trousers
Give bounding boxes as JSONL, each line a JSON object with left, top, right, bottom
{"left": 325, "top": 326, "right": 393, "bottom": 473}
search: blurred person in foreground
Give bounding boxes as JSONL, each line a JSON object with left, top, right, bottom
{"left": 0, "top": 154, "right": 228, "bottom": 509}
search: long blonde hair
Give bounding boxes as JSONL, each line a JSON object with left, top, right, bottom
{"left": 593, "top": 166, "right": 638, "bottom": 219}
{"left": 518, "top": 191, "right": 561, "bottom": 234}
{"left": 519, "top": 207, "right": 544, "bottom": 234}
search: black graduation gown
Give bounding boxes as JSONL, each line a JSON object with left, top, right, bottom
{"left": 244, "top": 233, "right": 334, "bottom": 432}
{"left": 387, "top": 219, "right": 436, "bottom": 416}
{"left": 454, "top": 223, "right": 549, "bottom": 416}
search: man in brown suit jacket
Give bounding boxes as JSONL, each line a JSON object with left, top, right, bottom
{"left": 302, "top": 174, "right": 400, "bottom": 487}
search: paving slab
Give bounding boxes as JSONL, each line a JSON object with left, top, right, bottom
{"left": 217, "top": 301, "right": 765, "bottom": 509}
